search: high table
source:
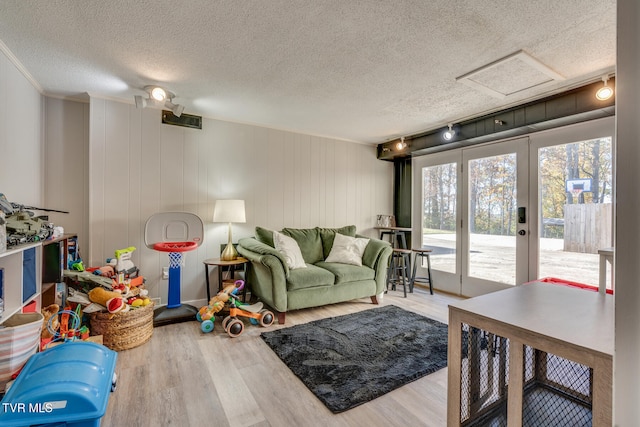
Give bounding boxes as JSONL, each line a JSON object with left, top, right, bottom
{"left": 598, "top": 247, "right": 614, "bottom": 294}
{"left": 447, "top": 282, "right": 613, "bottom": 426}
{"left": 374, "top": 226, "right": 411, "bottom": 249}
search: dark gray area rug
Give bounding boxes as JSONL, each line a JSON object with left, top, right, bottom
{"left": 260, "top": 305, "right": 449, "bottom": 413}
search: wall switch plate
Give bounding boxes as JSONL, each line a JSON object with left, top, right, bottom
{"left": 162, "top": 267, "right": 169, "bottom": 280}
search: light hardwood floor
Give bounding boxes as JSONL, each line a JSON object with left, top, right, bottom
{"left": 101, "top": 288, "right": 464, "bottom": 427}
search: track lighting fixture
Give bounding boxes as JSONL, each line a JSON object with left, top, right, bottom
{"left": 595, "top": 75, "right": 614, "bottom": 101}
{"left": 395, "top": 137, "right": 407, "bottom": 150}
{"left": 443, "top": 124, "right": 456, "bottom": 141}
{"left": 134, "top": 85, "right": 185, "bottom": 117}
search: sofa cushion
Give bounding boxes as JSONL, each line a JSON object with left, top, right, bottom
{"left": 273, "top": 231, "right": 307, "bottom": 269}
{"left": 315, "top": 261, "right": 375, "bottom": 284}
{"left": 255, "top": 226, "right": 275, "bottom": 247}
{"left": 325, "top": 233, "right": 370, "bottom": 267}
{"left": 317, "top": 225, "right": 357, "bottom": 259}
{"left": 282, "top": 227, "right": 324, "bottom": 264}
{"left": 286, "top": 264, "right": 335, "bottom": 290}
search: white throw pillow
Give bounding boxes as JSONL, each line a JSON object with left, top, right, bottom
{"left": 325, "top": 233, "right": 370, "bottom": 267}
{"left": 273, "top": 230, "right": 307, "bottom": 269}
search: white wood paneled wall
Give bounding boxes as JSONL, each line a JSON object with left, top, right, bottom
{"left": 89, "top": 98, "right": 393, "bottom": 306}
{"left": 0, "top": 50, "right": 43, "bottom": 206}
{"left": 43, "top": 98, "right": 90, "bottom": 255}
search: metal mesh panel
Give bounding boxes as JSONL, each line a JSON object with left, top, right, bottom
{"left": 460, "top": 324, "right": 509, "bottom": 427}
{"left": 522, "top": 347, "right": 592, "bottom": 427}
{"left": 459, "top": 326, "right": 593, "bottom": 427}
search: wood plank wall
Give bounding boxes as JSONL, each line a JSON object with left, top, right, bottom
{"left": 88, "top": 98, "right": 393, "bottom": 305}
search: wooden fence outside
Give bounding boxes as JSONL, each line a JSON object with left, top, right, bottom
{"left": 564, "top": 203, "right": 612, "bottom": 254}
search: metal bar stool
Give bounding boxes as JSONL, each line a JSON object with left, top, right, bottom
{"left": 387, "top": 248, "right": 412, "bottom": 297}
{"left": 410, "top": 248, "right": 433, "bottom": 295}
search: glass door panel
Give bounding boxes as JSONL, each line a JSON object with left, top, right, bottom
{"left": 421, "top": 162, "right": 457, "bottom": 274}
{"left": 537, "top": 137, "right": 613, "bottom": 289}
{"left": 462, "top": 138, "right": 529, "bottom": 296}
{"left": 467, "top": 153, "right": 518, "bottom": 285}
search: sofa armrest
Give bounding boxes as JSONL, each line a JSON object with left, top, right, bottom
{"left": 238, "top": 237, "right": 289, "bottom": 277}
{"left": 358, "top": 236, "right": 393, "bottom": 295}
{"left": 359, "top": 235, "right": 392, "bottom": 269}
{"left": 237, "top": 237, "right": 289, "bottom": 312}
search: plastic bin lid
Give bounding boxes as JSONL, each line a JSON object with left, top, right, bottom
{"left": 0, "top": 341, "right": 117, "bottom": 426}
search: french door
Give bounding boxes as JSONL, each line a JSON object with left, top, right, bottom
{"left": 461, "top": 138, "right": 529, "bottom": 296}
{"left": 412, "top": 117, "right": 615, "bottom": 298}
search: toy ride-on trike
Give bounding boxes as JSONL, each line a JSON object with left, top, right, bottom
{"left": 197, "top": 279, "right": 275, "bottom": 337}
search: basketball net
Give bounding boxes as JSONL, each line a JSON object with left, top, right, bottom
{"left": 571, "top": 189, "right": 583, "bottom": 201}
{"left": 168, "top": 252, "right": 185, "bottom": 268}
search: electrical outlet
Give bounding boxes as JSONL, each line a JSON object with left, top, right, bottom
{"left": 152, "top": 297, "right": 161, "bottom": 306}
{"left": 162, "top": 267, "right": 169, "bottom": 280}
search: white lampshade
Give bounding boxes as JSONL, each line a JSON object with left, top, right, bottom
{"left": 213, "top": 200, "right": 246, "bottom": 223}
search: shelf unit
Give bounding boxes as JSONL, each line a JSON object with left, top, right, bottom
{"left": 0, "top": 241, "right": 42, "bottom": 323}
{"left": 0, "top": 234, "right": 77, "bottom": 324}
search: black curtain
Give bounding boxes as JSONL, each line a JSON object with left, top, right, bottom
{"left": 393, "top": 158, "right": 412, "bottom": 248}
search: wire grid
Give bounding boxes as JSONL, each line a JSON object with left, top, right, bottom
{"left": 522, "top": 347, "right": 592, "bottom": 427}
{"left": 459, "top": 324, "right": 594, "bottom": 427}
{"left": 460, "top": 323, "right": 509, "bottom": 427}
{"left": 168, "top": 252, "right": 184, "bottom": 268}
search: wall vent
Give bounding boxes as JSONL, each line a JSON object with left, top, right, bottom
{"left": 162, "top": 110, "right": 202, "bottom": 129}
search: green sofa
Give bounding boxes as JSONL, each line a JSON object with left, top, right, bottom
{"left": 237, "top": 225, "right": 392, "bottom": 324}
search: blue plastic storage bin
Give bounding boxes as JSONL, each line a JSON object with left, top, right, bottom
{"left": 0, "top": 341, "right": 117, "bottom": 427}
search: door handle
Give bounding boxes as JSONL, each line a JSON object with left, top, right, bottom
{"left": 518, "top": 230, "right": 526, "bottom": 236}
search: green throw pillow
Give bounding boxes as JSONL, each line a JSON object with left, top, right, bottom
{"left": 281, "top": 227, "right": 324, "bottom": 264}
{"left": 255, "top": 226, "right": 274, "bottom": 247}
{"left": 317, "top": 225, "right": 357, "bottom": 259}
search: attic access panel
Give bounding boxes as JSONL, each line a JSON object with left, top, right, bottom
{"left": 456, "top": 50, "right": 565, "bottom": 99}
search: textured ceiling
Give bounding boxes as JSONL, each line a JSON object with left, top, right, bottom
{"left": 0, "top": 0, "right": 616, "bottom": 144}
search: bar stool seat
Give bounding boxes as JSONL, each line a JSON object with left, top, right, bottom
{"left": 410, "top": 248, "right": 433, "bottom": 295}
{"left": 387, "top": 248, "right": 412, "bottom": 297}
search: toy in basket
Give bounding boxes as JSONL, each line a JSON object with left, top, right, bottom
{"left": 198, "top": 280, "right": 275, "bottom": 338}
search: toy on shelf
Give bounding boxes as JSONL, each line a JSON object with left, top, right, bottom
{"left": 198, "top": 279, "right": 275, "bottom": 338}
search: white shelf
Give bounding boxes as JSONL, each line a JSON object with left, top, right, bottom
{"left": 0, "top": 242, "right": 42, "bottom": 324}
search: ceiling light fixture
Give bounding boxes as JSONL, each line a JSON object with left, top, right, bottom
{"left": 150, "top": 86, "right": 167, "bottom": 101}
{"left": 443, "top": 124, "right": 456, "bottom": 141}
{"left": 395, "top": 137, "right": 407, "bottom": 150}
{"left": 134, "top": 85, "right": 185, "bottom": 117}
{"left": 595, "top": 75, "right": 614, "bottom": 101}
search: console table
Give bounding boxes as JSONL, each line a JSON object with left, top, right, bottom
{"left": 447, "top": 282, "right": 613, "bottom": 426}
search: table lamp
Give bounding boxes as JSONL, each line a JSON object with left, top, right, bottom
{"left": 213, "top": 199, "right": 246, "bottom": 261}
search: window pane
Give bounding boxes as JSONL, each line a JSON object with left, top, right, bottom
{"left": 422, "top": 163, "right": 457, "bottom": 274}
{"left": 538, "top": 137, "right": 613, "bottom": 288}
{"left": 468, "top": 153, "right": 517, "bottom": 285}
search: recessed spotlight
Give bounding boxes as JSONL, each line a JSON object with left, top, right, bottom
{"left": 443, "top": 124, "right": 456, "bottom": 141}
{"left": 596, "top": 76, "right": 614, "bottom": 101}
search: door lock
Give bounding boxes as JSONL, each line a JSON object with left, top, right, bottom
{"left": 518, "top": 230, "right": 526, "bottom": 236}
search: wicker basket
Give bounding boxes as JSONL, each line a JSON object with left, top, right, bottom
{"left": 90, "top": 303, "right": 154, "bottom": 351}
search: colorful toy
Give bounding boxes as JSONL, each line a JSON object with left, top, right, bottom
{"left": 114, "top": 246, "right": 137, "bottom": 276}
{"left": 43, "top": 306, "right": 85, "bottom": 348}
{"left": 197, "top": 279, "right": 275, "bottom": 337}
{"left": 197, "top": 280, "right": 244, "bottom": 330}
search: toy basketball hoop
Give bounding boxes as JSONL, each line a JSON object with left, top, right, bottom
{"left": 144, "top": 212, "right": 204, "bottom": 326}
{"left": 152, "top": 241, "right": 198, "bottom": 253}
